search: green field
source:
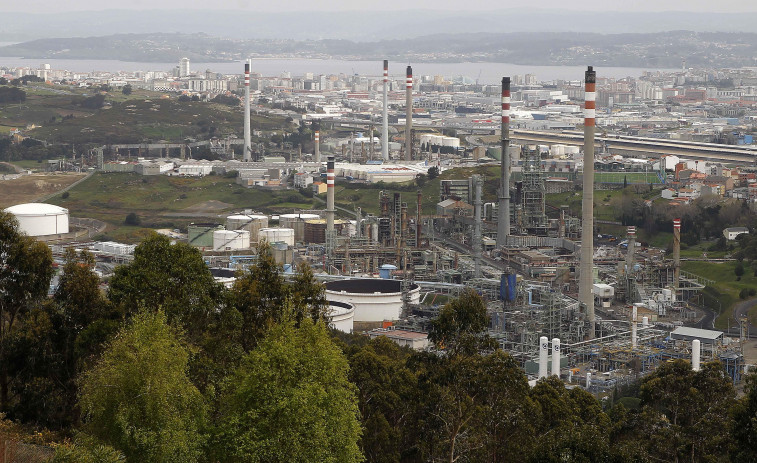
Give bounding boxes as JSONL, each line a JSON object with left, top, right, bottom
{"left": 47, "top": 172, "right": 319, "bottom": 242}
{"left": 594, "top": 171, "right": 662, "bottom": 184}
{"left": 682, "top": 260, "right": 757, "bottom": 329}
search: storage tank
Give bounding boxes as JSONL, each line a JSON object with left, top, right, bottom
{"left": 4, "top": 203, "right": 69, "bottom": 237}
{"left": 442, "top": 136, "right": 460, "bottom": 148}
{"left": 325, "top": 278, "right": 421, "bottom": 322}
{"left": 551, "top": 144, "right": 565, "bottom": 156}
{"left": 258, "top": 227, "right": 295, "bottom": 247}
{"left": 188, "top": 223, "right": 222, "bottom": 248}
{"left": 564, "top": 145, "right": 580, "bottom": 156}
{"left": 212, "top": 229, "right": 250, "bottom": 251}
{"left": 327, "top": 300, "right": 355, "bottom": 333}
{"left": 226, "top": 214, "right": 268, "bottom": 241}
{"left": 304, "top": 219, "right": 350, "bottom": 243}
{"left": 279, "top": 213, "right": 321, "bottom": 242}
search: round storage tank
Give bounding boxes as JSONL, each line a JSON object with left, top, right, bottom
{"left": 325, "top": 278, "right": 421, "bottom": 322}
{"left": 304, "top": 219, "right": 326, "bottom": 244}
{"left": 442, "top": 136, "right": 460, "bottom": 148}
{"left": 212, "top": 229, "right": 250, "bottom": 251}
{"left": 258, "top": 227, "right": 295, "bottom": 247}
{"left": 279, "top": 213, "right": 321, "bottom": 243}
{"left": 226, "top": 214, "right": 268, "bottom": 241}
{"left": 4, "top": 203, "right": 69, "bottom": 237}
{"left": 188, "top": 223, "right": 222, "bottom": 248}
{"left": 327, "top": 300, "right": 355, "bottom": 333}
{"left": 564, "top": 145, "right": 580, "bottom": 156}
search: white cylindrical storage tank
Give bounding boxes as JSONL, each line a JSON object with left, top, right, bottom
{"left": 586, "top": 371, "right": 592, "bottom": 388}
{"left": 4, "top": 203, "right": 69, "bottom": 237}
{"left": 642, "top": 316, "right": 649, "bottom": 328}
{"left": 441, "top": 136, "right": 460, "bottom": 148}
{"left": 538, "top": 336, "right": 549, "bottom": 379}
{"left": 279, "top": 213, "right": 321, "bottom": 243}
{"left": 325, "top": 278, "right": 420, "bottom": 322}
{"left": 551, "top": 144, "right": 565, "bottom": 156}
{"left": 692, "top": 339, "right": 701, "bottom": 371}
{"left": 258, "top": 227, "right": 295, "bottom": 247}
{"left": 327, "top": 300, "right": 355, "bottom": 333}
{"left": 212, "top": 229, "right": 250, "bottom": 251}
{"left": 565, "top": 145, "right": 580, "bottom": 156}
{"left": 551, "top": 338, "right": 561, "bottom": 377}
{"left": 226, "top": 214, "right": 268, "bottom": 241}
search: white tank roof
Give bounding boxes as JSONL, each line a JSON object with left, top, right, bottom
{"left": 227, "top": 214, "right": 268, "bottom": 220}
{"left": 5, "top": 203, "right": 68, "bottom": 216}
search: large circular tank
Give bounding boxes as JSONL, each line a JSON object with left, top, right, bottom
{"left": 564, "top": 145, "right": 580, "bottom": 156}
{"left": 325, "top": 278, "right": 421, "bottom": 322}
{"left": 279, "top": 213, "right": 321, "bottom": 242}
{"left": 226, "top": 214, "right": 268, "bottom": 241}
{"left": 212, "top": 229, "right": 250, "bottom": 251}
{"left": 188, "top": 223, "right": 222, "bottom": 248}
{"left": 304, "top": 219, "right": 351, "bottom": 244}
{"left": 441, "top": 136, "right": 460, "bottom": 148}
{"left": 326, "top": 300, "right": 355, "bottom": 333}
{"left": 258, "top": 227, "right": 295, "bottom": 247}
{"left": 4, "top": 203, "right": 69, "bottom": 236}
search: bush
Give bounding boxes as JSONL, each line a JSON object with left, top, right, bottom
{"left": 740, "top": 288, "right": 749, "bottom": 299}
{"left": 61, "top": 191, "right": 69, "bottom": 199}
{"left": 750, "top": 288, "right": 756, "bottom": 297}
{"left": 124, "top": 212, "right": 141, "bottom": 226}
{"left": 80, "top": 94, "right": 105, "bottom": 109}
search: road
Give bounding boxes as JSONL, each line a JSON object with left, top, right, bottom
{"left": 732, "top": 297, "right": 757, "bottom": 333}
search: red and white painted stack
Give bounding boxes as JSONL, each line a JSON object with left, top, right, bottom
{"left": 314, "top": 130, "right": 320, "bottom": 163}
{"left": 405, "top": 65, "right": 413, "bottom": 161}
{"left": 673, "top": 218, "right": 681, "bottom": 290}
{"left": 243, "top": 62, "right": 251, "bottom": 161}
{"left": 498, "top": 76, "right": 511, "bottom": 247}
{"left": 579, "top": 66, "right": 597, "bottom": 339}
{"left": 382, "top": 60, "right": 389, "bottom": 161}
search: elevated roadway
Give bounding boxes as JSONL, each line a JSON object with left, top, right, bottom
{"left": 511, "top": 130, "right": 757, "bottom": 164}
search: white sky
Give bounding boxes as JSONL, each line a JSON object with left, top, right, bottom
{"left": 7, "top": 0, "right": 757, "bottom": 13}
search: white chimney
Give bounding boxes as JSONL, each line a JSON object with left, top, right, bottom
{"left": 538, "top": 336, "right": 549, "bottom": 379}
{"left": 692, "top": 339, "right": 701, "bottom": 371}
{"left": 551, "top": 338, "right": 561, "bottom": 377}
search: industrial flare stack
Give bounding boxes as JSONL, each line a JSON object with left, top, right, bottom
{"left": 580, "top": 66, "right": 597, "bottom": 339}
{"left": 405, "top": 66, "right": 413, "bottom": 161}
{"left": 382, "top": 60, "right": 389, "bottom": 161}
{"left": 243, "top": 61, "right": 251, "bottom": 162}
{"left": 498, "top": 76, "right": 511, "bottom": 247}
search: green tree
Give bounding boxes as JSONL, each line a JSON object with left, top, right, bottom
{"left": 732, "top": 370, "right": 757, "bottom": 462}
{"left": 427, "top": 166, "right": 440, "bottom": 180}
{"left": 52, "top": 437, "right": 125, "bottom": 463}
{"left": 429, "top": 289, "right": 493, "bottom": 355}
{"left": 123, "top": 212, "right": 140, "bottom": 226}
{"left": 79, "top": 310, "right": 207, "bottom": 463}
{"left": 108, "top": 233, "right": 223, "bottom": 336}
{"left": 290, "top": 261, "right": 327, "bottom": 324}
{"left": 0, "top": 211, "right": 54, "bottom": 411}
{"left": 735, "top": 262, "right": 745, "bottom": 278}
{"left": 214, "top": 314, "right": 363, "bottom": 463}
{"left": 121, "top": 84, "right": 132, "bottom": 96}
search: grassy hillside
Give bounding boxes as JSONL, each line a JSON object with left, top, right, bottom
{"left": 682, "top": 260, "right": 757, "bottom": 329}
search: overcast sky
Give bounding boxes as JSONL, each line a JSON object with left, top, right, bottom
{"left": 9, "top": 0, "right": 757, "bottom": 13}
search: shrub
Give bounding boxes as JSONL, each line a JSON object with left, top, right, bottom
{"left": 124, "top": 213, "right": 141, "bottom": 226}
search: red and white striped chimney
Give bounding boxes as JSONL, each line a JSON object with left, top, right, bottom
{"left": 314, "top": 130, "right": 320, "bottom": 162}
{"left": 579, "top": 65, "right": 597, "bottom": 339}
{"left": 405, "top": 65, "right": 413, "bottom": 161}
{"left": 382, "top": 59, "right": 389, "bottom": 161}
{"left": 497, "top": 76, "right": 511, "bottom": 247}
{"left": 243, "top": 62, "right": 251, "bottom": 161}
{"left": 673, "top": 218, "right": 681, "bottom": 291}
{"left": 327, "top": 156, "right": 335, "bottom": 236}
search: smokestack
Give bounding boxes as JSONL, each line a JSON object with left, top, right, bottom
{"left": 405, "top": 65, "right": 413, "bottom": 161}
{"left": 473, "top": 175, "right": 483, "bottom": 278}
{"left": 243, "top": 61, "right": 251, "bottom": 161}
{"left": 416, "top": 189, "right": 422, "bottom": 247}
{"left": 538, "top": 336, "right": 549, "bottom": 379}
{"left": 673, "top": 218, "right": 681, "bottom": 291}
{"left": 327, "top": 156, "right": 335, "bottom": 248}
{"left": 692, "top": 339, "right": 701, "bottom": 371}
{"left": 497, "top": 77, "right": 511, "bottom": 247}
{"left": 579, "top": 66, "right": 596, "bottom": 339}
{"left": 631, "top": 304, "right": 637, "bottom": 348}
{"left": 626, "top": 226, "right": 636, "bottom": 275}
{"left": 642, "top": 316, "right": 649, "bottom": 328}
{"left": 551, "top": 338, "right": 561, "bottom": 377}
{"left": 314, "top": 130, "right": 320, "bottom": 163}
{"left": 586, "top": 371, "right": 592, "bottom": 389}
{"left": 382, "top": 60, "right": 389, "bottom": 161}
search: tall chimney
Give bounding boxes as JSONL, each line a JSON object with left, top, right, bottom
{"left": 416, "top": 189, "right": 422, "bottom": 248}
{"left": 551, "top": 338, "right": 561, "bottom": 377}
{"left": 538, "top": 336, "right": 549, "bottom": 379}
{"left": 243, "top": 61, "right": 251, "bottom": 161}
{"left": 626, "top": 226, "right": 636, "bottom": 275}
{"left": 326, "top": 156, "right": 335, "bottom": 252}
{"left": 314, "top": 130, "right": 320, "bottom": 163}
{"left": 473, "top": 175, "right": 483, "bottom": 278}
{"left": 673, "top": 218, "right": 681, "bottom": 291}
{"left": 382, "top": 60, "right": 389, "bottom": 161}
{"left": 579, "top": 66, "right": 597, "bottom": 339}
{"left": 405, "top": 65, "right": 413, "bottom": 161}
{"left": 497, "top": 77, "right": 511, "bottom": 247}
{"left": 631, "top": 305, "right": 638, "bottom": 348}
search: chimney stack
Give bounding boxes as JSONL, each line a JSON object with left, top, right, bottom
{"left": 626, "top": 226, "right": 636, "bottom": 275}
{"left": 473, "top": 175, "right": 483, "bottom": 278}
{"left": 382, "top": 60, "right": 389, "bottom": 161}
{"left": 692, "top": 339, "right": 701, "bottom": 371}
{"left": 405, "top": 65, "right": 413, "bottom": 161}
{"left": 243, "top": 61, "right": 251, "bottom": 161}
{"left": 538, "top": 336, "right": 549, "bottom": 379}
{"left": 326, "top": 156, "right": 335, "bottom": 251}
{"left": 551, "top": 338, "right": 561, "bottom": 377}
{"left": 579, "top": 66, "right": 596, "bottom": 339}
{"left": 497, "top": 77, "right": 511, "bottom": 247}
{"left": 673, "top": 218, "right": 681, "bottom": 291}
{"left": 314, "top": 130, "right": 320, "bottom": 163}
{"left": 416, "top": 189, "right": 422, "bottom": 248}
